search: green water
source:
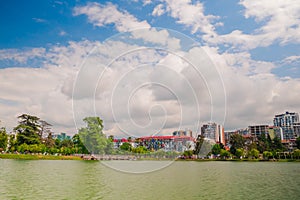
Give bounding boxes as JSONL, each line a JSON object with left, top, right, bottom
{"left": 0, "top": 160, "right": 299, "bottom": 200}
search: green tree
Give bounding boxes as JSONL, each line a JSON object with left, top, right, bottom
{"left": 220, "top": 149, "right": 231, "bottom": 159}
{"left": 230, "top": 134, "right": 245, "bottom": 155}
{"left": 120, "top": 142, "right": 132, "bottom": 152}
{"left": 257, "top": 133, "right": 269, "bottom": 153}
{"left": 72, "top": 134, "right": 89, "bottom": 154}
{"left": 0, "top": 127, "right": 8, "bottom": 151}
{"left": 211, "top": 143, "right": 221, "bottom": 156}
{"left": 235, "top": 148, "right": 244, "bottom": 159}
{"left": 248, "top": 148, "right": 259, "bottom": 159}
{"left": 182, "top": 150, "right": 193, "bottom": 158}
{"left": 263, "top": 151, "right": 273, "bottom": 160}
{"left": 14, "top": 114, "right": 42, "bottom": 145}
{"left": 271, "top": 136, "right": 284, "bottom": 151}
{"left": 78, "top": 116, "right": 111, "bottom": 154}
{"left": 293, "top": 149, "right": 300, "bottom": 159}
{"left": 296, "top": 137, "right": 300, "bottom": 149}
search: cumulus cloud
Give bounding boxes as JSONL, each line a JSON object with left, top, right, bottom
{"left": 206, "top": 0, "right": 300, "bottom": 49}
{"left": 73, "top": 2, "right": 150, "bottom": 32}
{"left": 152, "top": 4, "right": 165, "bottom": 17}
{"left": 1, "top": 1, "right": 300, "bottom": 138}
{"left": 159, "top": 0, "right": 219, "bottom": 36}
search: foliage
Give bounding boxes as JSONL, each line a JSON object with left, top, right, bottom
{"left": 235, "top": 148, "right": 244, "bottom": 158}
{"left": 230, "top": 134, "right": 245, "bottom": 155}
{"left": 296, "top": 137, "right": 300, "bottom": 149}
{"left": 14, "top": 114, "right": 41, "bottom": 145}
{"left": 0, "top": 127, "right": 8, "bottom": 151}
{"left": 182, "top": 150, "right": 193, "bottom": 157}
{"left": 72, "top": 134, "right": 89, "bottom": 154}
{"left": 211, "top": 143, "right": 222, "bottom": 156}
{"left": 120, "top": 142, "right": 132, "bottom": 152}
{"left": 78, "top": 116, "right": 111, "bottom": 154}
{"left": 220, "top": 149, "right": 231, "bottom": 159}
{"left": 131, "top": 146, "right": 148, "bottom": 154}
{"left": 248, "top": 148, "right": 259, "bottom": 159}
{"left": 294, "top": 149, "right": 300, "bottom": 159}
{"left": 263, "top": 151, "right": 273, "bottom": 160}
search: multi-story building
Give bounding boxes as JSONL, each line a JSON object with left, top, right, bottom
{"left": 268, "top": 126, "right": 283, "bottom": 140}
{"left": 273, "top": 111, "right": 299, "bottom": 140}
{"left": 293, "top": 122, "right": 300, "bottom": 138}
{"left": 248, "top": 125, "right": 269, "bottom": 137}
{"left": 201, "top": 122, "right": 225, "bottom": 144}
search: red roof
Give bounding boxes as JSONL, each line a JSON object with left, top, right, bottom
{"left": 139, "top": 135, "right": 194, "bottom": 141}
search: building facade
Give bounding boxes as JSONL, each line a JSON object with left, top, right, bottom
{"left": 273, "top": 111, "right": 299, "bottom": 140}
{"left": 248, "top": 125, "right": 269, "bottom": 137}
{"left": 201, "top": 122, "right": 225, "bottom": 144}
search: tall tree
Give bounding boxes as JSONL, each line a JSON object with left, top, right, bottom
{"left": 72, "top": 134, "right": 89, "bottom": 154}
{"left": 14, "top": 114, "right": 41, "bottom": 145}
{"left": 39, "top": 120, "right": 52, "bottom": 138}
{"left": 0, "top": 126, "right": 8, "bottom": 151}
{"left": 230, "top": 134, "right": 245, "bottom": 156}
{"left": 211, "top": 143, "right": 222, "bottom": 156}
{"left": 78, "top": 116, "right": 111, "bottom": 154}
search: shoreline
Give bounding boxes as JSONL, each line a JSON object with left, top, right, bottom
{"left": 0, "top": 153, "right": 82, "bottom": 160}
{"left": 1, "top": 154, "right": 300, "bottom": 162}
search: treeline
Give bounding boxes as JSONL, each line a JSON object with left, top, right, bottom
{"left": 193, "top": 133, "right": 300, "bottom": 160}
{"left": 0, "top": 114, "right": 113, "bottom": 155}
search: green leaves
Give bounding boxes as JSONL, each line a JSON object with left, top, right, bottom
{"left": 78, "top": 116, "right": 112, "bottom": 154}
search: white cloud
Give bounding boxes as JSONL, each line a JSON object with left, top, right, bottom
{"left": 160, "top": 0, "right": 219, "bottom": 36}
{"left": 73, "top": 2, "right": 150, "bottom": 32}
{"left": 0, "top": 48, "right": 46, "bottom": 63}
{"left": 207, "top": 0, "right": 300, "bottom": 49}
{"left": 152, "top": 4, "right": 165, "bottom": 16}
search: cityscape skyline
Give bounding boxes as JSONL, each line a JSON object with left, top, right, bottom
{"left": 0, "top": 0, "right": 299, "bottom": 137}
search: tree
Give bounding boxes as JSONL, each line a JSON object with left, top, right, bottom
{"left": 296, "top": 137, "right": 300, "bottom": 149}
{"left": 235, "top": 148, "right": 244, "bottom": 159}
{"left": 72, "top": 134, "right": 89, "bottom": 154}
{"left": 39, "top": 120, "right": 52, "bottom": 138}
{"left": 14, "top": 114, "right": 42, "bottom": 146}
{"left": 293, "top": 149, "right": 300, "bottom": 159}
{"left": 120, "top": 142, "right": 132, "bottom": 152}
{"left": 0, "top": 127, "right": 8, "bottom": 151}
{"left": 230, "top": 134, "right": 245, "bottom": 155}
{"left": 78, "top": 116, "right": 111, "bottom": 154}
{"left": 263, "top": 151, "right": 273, "bottom": 160}
{"left": 220, "top": 149, "right": 231, "bottom": 159}
{"left": 257, "top": 133, "right": 269, "bottom": 153}
{"left": 211, "top": 144, "right": 221, "bottom": 156}
{"left": 248, "top": 148, "right": 259, "bottom": 159}
{"left": 44, "top": 132, "right": 55, "bottom": 148}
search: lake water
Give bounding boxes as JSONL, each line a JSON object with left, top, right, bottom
{"left": 0, "top": 160, "right": 299, "bottom": 200}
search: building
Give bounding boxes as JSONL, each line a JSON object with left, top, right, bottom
{"left": 201, "top": 122, "right": 225, "bottom": 144}
{"left": 138, "top": 135, "right": 195, "bottom": 152}
{"left": 273, "top": 111, "right": 299, "bottom": 140}
{"left": 52, "top": 132, "right": 71, "bottom": 141}
{"left": 173, "top": 130, "right": 193, "bottom": 137}
{"left": 248, "top": 125, "right": 269, "bottom": 137}
{"left": 293, "top": 122, "right": 300, "bottom": 138}
{"left": 268, "top": 126, "right": 283, "bottom": 140}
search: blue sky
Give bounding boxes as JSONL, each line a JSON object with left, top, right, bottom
{"left": 0, "top": 0, "right": 299, "bottom": 135}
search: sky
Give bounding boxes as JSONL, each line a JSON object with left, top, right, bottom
{"left": 0, "top": 0, "right": 300, "bottom": 137}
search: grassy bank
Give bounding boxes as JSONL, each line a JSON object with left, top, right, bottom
{"left": 0, "top": 154, "right": 82, "bottom": 160}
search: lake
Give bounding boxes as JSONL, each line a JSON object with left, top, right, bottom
{"left": 0, "top": 160, "right": 299, "bottom": 200}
